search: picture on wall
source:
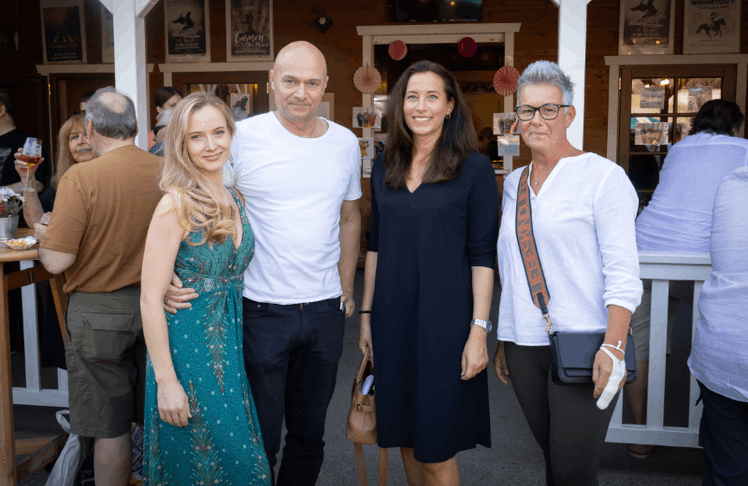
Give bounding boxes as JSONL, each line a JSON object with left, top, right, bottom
{"left": 40, "top": 0, "right": 87, "bottom": 64}
{"left": 101, "top": 4, "right": 114, "bottom": 64}
{"left": 618, "top": 0, "right": 675, "bottom": 55}
{"left": 226, "top": 0, "right": 273, "bottom": 61}
{"left": 165, "top": 0, "right": 210, "bottom": 63}
{"left": 352, "top": 107, "right": 382, "bottom": 129}
{"left": 683, "top": 0, "right": 740, "bottom": 55}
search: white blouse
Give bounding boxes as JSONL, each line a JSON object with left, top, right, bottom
{"left": 497, "top": 153, "right": 643, "bottom": 346}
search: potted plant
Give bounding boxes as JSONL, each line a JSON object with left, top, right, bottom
{"left": 0, "top": 187, "right": 25, "bottom": 240}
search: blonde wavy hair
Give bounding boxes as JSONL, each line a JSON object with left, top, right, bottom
{"left": 160, "top": 92, "right": 237, "bottom": 246}
{"left": 53, "top": 112, "right": 88, "bottom": 189}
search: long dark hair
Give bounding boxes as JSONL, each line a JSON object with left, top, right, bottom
{"left": 383, "top": 61, "right": 477, "bottom": 189}
{"left": 155, "top": 86, "right": 183, "bottom": 108}
{"left": 690, "top": 99, "right": 744, "bottom": 136}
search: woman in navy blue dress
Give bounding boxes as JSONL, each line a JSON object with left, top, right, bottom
{"left": 358, "top": 61, "right": 499, "bottom": 484}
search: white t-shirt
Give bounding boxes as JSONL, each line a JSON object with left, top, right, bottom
{"left": 227, "top": 112, "right": 362, "bottom": 304}
{"left": 497, "top": 153, "right": 642, "bottom": 346}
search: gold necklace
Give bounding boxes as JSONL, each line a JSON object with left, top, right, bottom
{"left": 533, "top": 145, "right": 573, "bottom": 187}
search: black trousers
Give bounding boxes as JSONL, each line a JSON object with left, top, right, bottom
{"left": 242, "top": 297, "right": 346, "bottom": 486}
{"left": 504, "top": 342, "right": 617, "bottom": 486}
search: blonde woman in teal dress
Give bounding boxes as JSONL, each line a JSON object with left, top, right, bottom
{"left": 140, "top": 92, "right": 270, "bottom": 485}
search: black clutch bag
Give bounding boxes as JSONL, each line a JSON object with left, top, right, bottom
{"left": 515, "top": 165, "right": 637, "bottom": 386}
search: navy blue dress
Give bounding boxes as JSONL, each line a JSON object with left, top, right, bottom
{"left": 368, "top": 152, "right": 499, "bottom": 463}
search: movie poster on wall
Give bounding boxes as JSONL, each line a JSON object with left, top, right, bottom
{"left": 683, "top": 0, "right": 740, "bottom": 54}
{"left": 40, "top": 0, "right": 87, "bottom": 63}
{"left": 226, "top": 0, "right": 273, "bottom": 61}
{"left": 101, "top": 5, "right": 114, "bottom": 64}
{"left": 618, "top": 0, "right": 675, "bottom": 55}
{"left": 165, "top": 0, "right": 211, "bottom": 63}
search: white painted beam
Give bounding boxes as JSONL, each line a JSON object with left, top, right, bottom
{"left": 99, "top": 0, "right": 114, "bottom": 14}
{"left": 136, "top": 0, "right": 160, "bottom": 18}
{"left": 554, "top": 0, "right": 592, "bottom": 149}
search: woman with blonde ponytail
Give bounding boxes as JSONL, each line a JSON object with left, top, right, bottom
{"left": 140, "top": 92, "right": 271, "bottom": 485}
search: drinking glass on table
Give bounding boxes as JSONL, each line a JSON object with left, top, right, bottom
{"left": 19, "top": 138, "right": 42, "bottom": 193}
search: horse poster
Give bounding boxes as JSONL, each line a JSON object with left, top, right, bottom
{"left": 618, "top": 0, "right": 675, "bottom": 55}
{"left": 226, "top": 0, "right": 273, "bottom": 61}
{"left": 165, "top": 0, "right": 211, "bottom": 63}
{"left": 683, "top": 0, "right": 740, "bottom": 54}
{"left": 39, "top": 0, "right": 87, "bottom": 64}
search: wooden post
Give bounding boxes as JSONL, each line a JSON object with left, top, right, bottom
{"left": 0, "top": 264, "right": 17, "bottom": 485}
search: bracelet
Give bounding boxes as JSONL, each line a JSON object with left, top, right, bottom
{"left": 359, "top": 310, "right": 372, "bottom": 315}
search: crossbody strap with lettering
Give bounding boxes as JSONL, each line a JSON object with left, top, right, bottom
{"left": 515, "top": 166, "right": 554, "bottom": 334}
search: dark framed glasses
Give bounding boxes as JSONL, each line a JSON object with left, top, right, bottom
{"left": 515, "top": 103, "right": 570, "bottom": 121}
{"left": 67, "top": 109, "right": 85, "bottom": 120}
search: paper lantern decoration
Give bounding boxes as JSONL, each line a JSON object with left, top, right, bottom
{"left": 493, "top": 66, "right": 520, "bottom": 96}
{"left": 353, "top": 65, "right": 382, "bottom": 94}
{"left": 388, "top": 41, "right": 408, "bottom": 61}
{"left": 458, "top": 37, "right": 477, "bottom": 57}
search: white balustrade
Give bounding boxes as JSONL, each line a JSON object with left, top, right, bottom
{"left": 605, "top": 251, "right": 712, "bottom": 447}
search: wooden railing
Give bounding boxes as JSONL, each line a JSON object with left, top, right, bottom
{"left": 605, "top": 252, "right": 712, "bottom": 448}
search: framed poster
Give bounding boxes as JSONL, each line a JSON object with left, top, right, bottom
{"left": 101, "top": 5, "right": 114, "bottom": 64}
{"left": 225, "top": 0, "right": 273, "bottom": 61}
{"left": 683, "top": 0, "right": 740, "bottom": 55}
{"left": 165, "top": 0, "right": 211, "bottom": 63}
{"left": 40, "top": 0, "right": 87, "bottom": 64}
{"left": 618, "top": 0, "right": 675, "bottom": 55}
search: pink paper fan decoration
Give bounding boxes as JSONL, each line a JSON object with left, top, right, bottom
{"left": 493, "top": 66, "right": 520, "bottom": 96}
{"left": 388, "top": 41, "right": 407, "bottom": 61}
{"left": 353, "top": 65, "right": 382, "bottom": 94}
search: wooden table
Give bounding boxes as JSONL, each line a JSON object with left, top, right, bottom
{"left": 0, "top": 228, "right": 68, "bottom": 485}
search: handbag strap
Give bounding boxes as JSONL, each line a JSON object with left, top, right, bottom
{"left": 353, "top": 444, "right": 388, "bottom": 486}
{"left": 515, "top": 165, "right": 554, "bottom": 335}
{"left": 356, "top": 348, "right": 372, "bottom": 383}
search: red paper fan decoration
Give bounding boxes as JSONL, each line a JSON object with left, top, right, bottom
{"left": 388, "top": 41, "right": 407, "bottom": 61}
{"left": 458, "top": 37, "right": 477, "bottom": 57}
{"left": 493, "top": 66, "right": 520, "bottom": 96}
{"left": 353, "top": 65, "right": 382, "bottom": 94}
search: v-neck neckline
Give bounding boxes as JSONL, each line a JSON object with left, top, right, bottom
{"left": 528, "top": 156, "right": 574, "bottom": 197}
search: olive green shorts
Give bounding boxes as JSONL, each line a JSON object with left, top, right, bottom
{"left": 64, "top": 286, "right": 146, "bottom": 439}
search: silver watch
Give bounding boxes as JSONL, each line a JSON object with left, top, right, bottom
{"left": 470, "top": 318, "right": 492, "bottom": 333}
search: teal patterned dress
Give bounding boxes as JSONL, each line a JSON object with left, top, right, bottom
{"left": 143, "top": 188, "right": 271, "bottom": 486}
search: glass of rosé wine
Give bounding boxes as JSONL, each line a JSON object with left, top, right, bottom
{"left": 19, "top": 137, "right": 42, "bottom": 193}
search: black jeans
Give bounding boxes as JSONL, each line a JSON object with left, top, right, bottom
{"left": 504, "top": 342, "right": 616, "bottom": 486}
{"left": 698, "top": 381, "right": 748, "bottom": 486}
{"left": 242, "top": 297, "right": 346, "bottom": 486}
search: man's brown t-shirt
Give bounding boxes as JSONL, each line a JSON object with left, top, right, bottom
{"left": 42, "top": 144, "right": 161, "bottom": 294}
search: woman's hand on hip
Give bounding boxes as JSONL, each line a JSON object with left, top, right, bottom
{"left": 461, "top": 325, "right": 488, "bottom": 380}
{"left": 157, "top": 379, "right": 192, "bottom": 427}
{"left": 358, "top": 315, "right": 373, "bottom": 364}
{"left": 493, "top": 340, "right": 511, "bottom": 385}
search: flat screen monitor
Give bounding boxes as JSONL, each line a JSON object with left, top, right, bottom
{"left": 390, "top": 0, "right": 483, "bottom": 22}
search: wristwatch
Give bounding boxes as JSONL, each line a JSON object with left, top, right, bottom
{"left": 470, "top": 319, "right": 492, "bottom": 333}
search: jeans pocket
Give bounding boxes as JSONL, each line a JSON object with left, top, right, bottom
{"left": 79, "top": 313, "right": 135, "bottom": 361}
{"left": 326, "top": 296, "right": 345, "bottom": 313}
{"left": 245, "top": 299, "right": 269, "bottom": 313}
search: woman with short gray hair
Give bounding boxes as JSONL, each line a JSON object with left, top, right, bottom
{"left": 493, "top": 60, "right": 642, "bottom": 485}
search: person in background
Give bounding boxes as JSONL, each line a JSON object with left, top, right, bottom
{"left": 164, "top": 41, "right": 361, "bottom": 486}
{"left": 687, "top": 166, "right": 748, "bottom": 486}
{"left": 477, "top": 126, "right": 493, "bottom": 155}
{"left": 493, "top": 60, "right": 642, "bottom": 486}
{"left": 79, "top": 90, "right": 97, "bottom": 111}
{"left": 0, "top": 88, "right": 49, "bottom": 190}
{"left": 149, "top": 87, "right": 183, "bottom": 150}
{"left": 148, "top": 107, "right": 174, "bottom": 157}
{"left": 626, "top": 99, "right": 748, "bottom": 459}
{"left": 359, "top": 60, "right": 499, "bottom": 485}
{"left": 140, "top": 92, "right": 270, "bottom": 485}
{"left": 38, "top": 87, "right": 161, "bottom": 486}
{"left": 13, "top": 110, "right": 97, "bottom": 370}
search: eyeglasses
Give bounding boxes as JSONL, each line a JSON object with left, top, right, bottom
{"left": 515, "top": 103, "right": 571, "bottom": 121}
{"left": 67, "top": 109, "right": 85, "bottom": 120}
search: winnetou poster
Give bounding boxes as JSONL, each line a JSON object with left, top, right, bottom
{"left": 226, "top": 0, "right": 273, "bottom": 61}
{"left": 683, "top": 0, "right": 740, "bottom": 54}
{"left": 619, "top": 0, "right": 675, "bottom": 55}
{"left": 165, "top": 0, "right": 211, "bottom": 63}
{"left": 40, "top": 0, "right": 86, "bottom": 63}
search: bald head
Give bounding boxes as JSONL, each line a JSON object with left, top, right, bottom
{"left": 273, "top": 41, "right": 327, "bottom": 82}
{"left": 86, "top": 87, "right": 138, "bottom": 141}
{"left": 271, "top": 41, "right": 329, "bottom": 126}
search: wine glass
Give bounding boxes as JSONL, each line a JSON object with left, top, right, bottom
{"left": 20, "top": 138, "right": 42, "bottom": 193}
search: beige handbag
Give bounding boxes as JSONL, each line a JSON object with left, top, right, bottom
{"left": 346, "top": 349, "right": 388, "bottom": 486}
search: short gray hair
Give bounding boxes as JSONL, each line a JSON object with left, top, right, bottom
{"left": 516, "top": 61, "right": 574, "bottom": 107}
{"left": 85, "top": 87, "right": 138, "bottom": 140}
